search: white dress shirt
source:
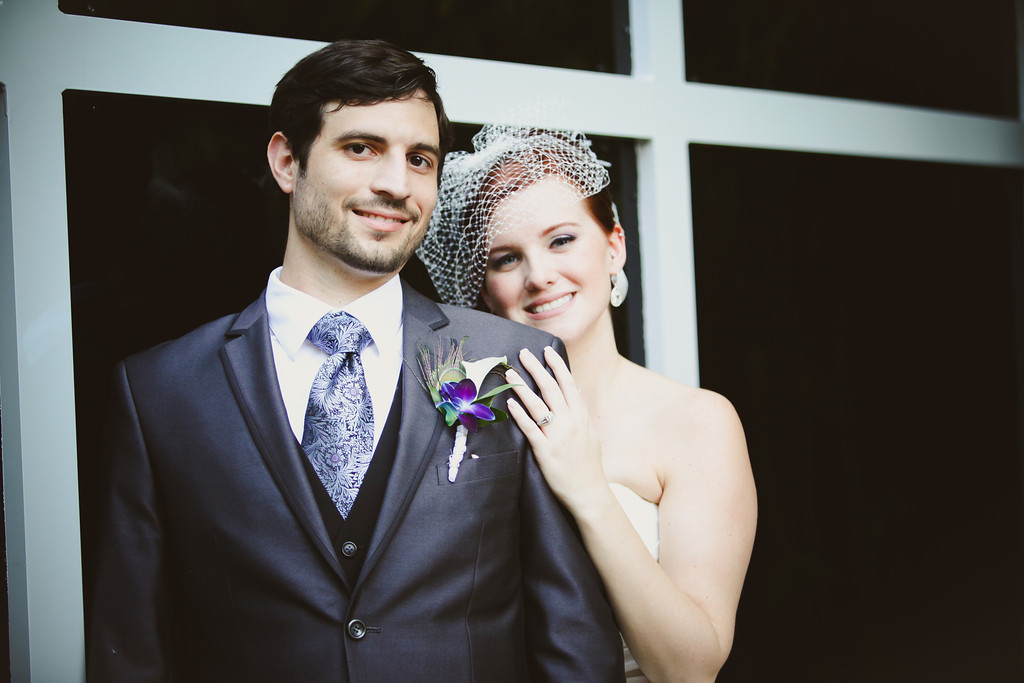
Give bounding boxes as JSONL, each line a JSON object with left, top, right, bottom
{"left": 265, "top": 267, "right": 404, "bottom": 450}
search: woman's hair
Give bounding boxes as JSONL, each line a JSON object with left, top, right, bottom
{"left": 418, "top": 125, "right": 613, "bottom": 308}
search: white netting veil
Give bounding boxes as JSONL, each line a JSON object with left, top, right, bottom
{"left": 417, "top": 124, "right": 611, "bottom": 308}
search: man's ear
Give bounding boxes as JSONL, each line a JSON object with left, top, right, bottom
{"left": 608, "top": 223, "right": 627, "bottom": 274}
{"left": 267, "top": 132, "right": 298, "bottom": 194}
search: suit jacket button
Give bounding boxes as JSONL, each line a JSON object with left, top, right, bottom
{"left": 347, "top": 619, "right": 367, "bottom": 640}
{"left": 341, "top": 541, "right": 358, "bottom": 557}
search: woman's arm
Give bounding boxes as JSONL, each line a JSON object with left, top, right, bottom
{"left": 506, "top": 347, "right": 757, "bottom": 683}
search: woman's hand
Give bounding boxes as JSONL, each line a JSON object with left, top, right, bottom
{"left": 505, "top": 347, "right": 608, "bottom": 510}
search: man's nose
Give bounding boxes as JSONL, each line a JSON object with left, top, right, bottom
{"left": 370, "top": 154, "right": 412, "bottom": 200}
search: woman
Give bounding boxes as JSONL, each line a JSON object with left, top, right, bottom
{"left": 418, "top": 126, "right": 757, "bottom": 682}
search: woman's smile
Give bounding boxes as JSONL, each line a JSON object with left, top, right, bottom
{"left": 526, "top": 292, "right": 574, "bottom": 316}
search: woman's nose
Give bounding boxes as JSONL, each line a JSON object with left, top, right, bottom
{"left": 523, "top": 256, "right": 557, "bottom": 291}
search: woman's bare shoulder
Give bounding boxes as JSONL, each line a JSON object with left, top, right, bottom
{"left": 618, "top": 361, "right": 742, "bottom": 434}
{"left": 613, "top": 364, "right": 747, "bottom": 496}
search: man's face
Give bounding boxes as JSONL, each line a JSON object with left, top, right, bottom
{"left": 290, "top": 95, "right": 441, "bottom": 277}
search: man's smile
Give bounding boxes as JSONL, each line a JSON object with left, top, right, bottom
{"left": 352, "top": 207, "right": 414, "bottom": 232}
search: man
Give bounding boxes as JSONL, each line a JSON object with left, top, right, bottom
{"left": 87, "top": 39, "right": 624, "bottom": 682}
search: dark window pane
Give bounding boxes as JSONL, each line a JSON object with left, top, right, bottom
{"left": 65, "top": 91, "right": 288, "bottom": 620}
{"left": 59, "top": 0, "right": 630, "bottom": 75}
{"left": 683, "top": 0, "right": 1018, "bottom": 117}
{"left": 690, "top": 143, "right": 1024, "bottom": 682}
{"left": 66, "top": 92, "right": 643, "bottom": 613}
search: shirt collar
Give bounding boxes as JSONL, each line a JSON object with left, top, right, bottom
{"left": 266, "top": 267, "right": 404, "bottom": 360}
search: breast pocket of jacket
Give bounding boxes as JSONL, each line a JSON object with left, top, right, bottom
{"left": 435, "top": 450, "right": 520, "bottom": 486}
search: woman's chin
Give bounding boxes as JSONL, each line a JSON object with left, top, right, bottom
{"left": 522, "top": 315, "right": 578, "bottom": 345}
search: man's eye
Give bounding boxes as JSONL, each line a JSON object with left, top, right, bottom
{"left": 347, "top": 143, "right": 370, "bottom": 155}
{"left": 410, "top": 155, "right": 433, "bottom": 169}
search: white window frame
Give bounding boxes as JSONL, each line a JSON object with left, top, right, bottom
{"left": 2, "top": 1, "right": 1023, "bottom": 679}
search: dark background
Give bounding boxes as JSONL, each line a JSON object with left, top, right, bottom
{"left": 58, "top": 0, "right": 630, "bottom": 75}
{"left": 692, "top": 144, "right": 1024, "bottom": 681}
{"left": 683, "top": 0, "right": 1018, "bottom": 117}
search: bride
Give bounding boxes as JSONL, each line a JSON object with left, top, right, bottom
{"left": 418, "top": 126, "right": 757, "bottom": 682}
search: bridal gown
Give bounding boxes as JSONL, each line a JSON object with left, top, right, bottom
{"left": 609, "top": 483, "right": 659, "bottom": 682}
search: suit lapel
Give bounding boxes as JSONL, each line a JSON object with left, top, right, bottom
{"left": 359, "top": 283, "right": 450, "bottom": 582}
{"left": 219, "top": 293, "right": 346, "bottom": 584}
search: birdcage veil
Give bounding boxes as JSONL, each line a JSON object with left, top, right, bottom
{"left": 417, "top": 124, "right": 611, "bottom": 308}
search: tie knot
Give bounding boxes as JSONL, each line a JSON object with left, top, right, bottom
{"left": 307, "top": 311, "right": 372, "bottom": 356}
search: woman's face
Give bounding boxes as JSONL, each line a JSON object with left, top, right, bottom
{"left": 481, "top": 177, "right": 626, "bottom": 349}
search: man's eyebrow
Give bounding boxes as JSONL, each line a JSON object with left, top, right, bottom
{"left": 411, "top": 142, "right": 442, "bottom": 160}
{"left": 333, "top": 131, "right": 440, "bottom": 159}
{"left": 333, "top": 131, "right": 387, "bottom": 146}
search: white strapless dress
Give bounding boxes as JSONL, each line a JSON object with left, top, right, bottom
{"left": 610, "top": 483, "right": 659, "bottom": 682}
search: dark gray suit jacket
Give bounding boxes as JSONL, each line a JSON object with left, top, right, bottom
{"left": 87, "top": 281, "right": 624, "bottom": 682}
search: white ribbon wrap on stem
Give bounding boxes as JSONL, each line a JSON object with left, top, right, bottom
{"left": 447, "top": 424, "right": 469, "bottom": 482}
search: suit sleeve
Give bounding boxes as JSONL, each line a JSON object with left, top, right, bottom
{"left": 87, "top": 360, "right": 169, "bottom": 682}
{"left": 518, "top": 337, "right": 626, "bottom": 682}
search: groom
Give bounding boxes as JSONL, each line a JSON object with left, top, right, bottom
{"left": 86, "top": 39, "right": 623, "bottom": 682}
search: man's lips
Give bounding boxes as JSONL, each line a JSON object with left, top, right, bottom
{"left": 353, "top": 208, "right": 412, "bottom": 231}
{"left": 526, "top": 293, "right": 573, "bottom": 315}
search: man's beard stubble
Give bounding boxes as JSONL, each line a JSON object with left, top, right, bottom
{"left": 293, "top": 184, "right": 425, "bottom": 276}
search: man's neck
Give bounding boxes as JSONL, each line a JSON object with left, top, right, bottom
{"left": 279, "top": 248, "right": 396, "bottom": 309}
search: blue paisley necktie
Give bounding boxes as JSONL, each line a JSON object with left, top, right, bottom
{"left": 301, "top": 311, "right": 374, "bottom": 519}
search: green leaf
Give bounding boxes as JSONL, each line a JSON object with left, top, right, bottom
{"left": 436, "top": 403, "right": 458, "bottom": 424}
{"left": 476, "top": 382, "right": 518, "bottom": 403}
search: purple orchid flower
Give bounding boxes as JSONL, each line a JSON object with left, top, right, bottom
{"left": 436, "top": 379, "right": 495, "bottom": 433}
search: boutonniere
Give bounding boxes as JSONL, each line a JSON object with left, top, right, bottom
{"left": 417, "top": 337, "right": 517, "bottom": 482}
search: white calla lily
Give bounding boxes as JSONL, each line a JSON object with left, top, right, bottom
{"left": 461, "top": 356, "right": 507, "bottom": 390}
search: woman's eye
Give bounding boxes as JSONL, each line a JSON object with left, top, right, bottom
{"left": 551, "top": 234, "right": 576, "bottom": 248}
{"left": 490, "top": 252, "right": 520, "bottom": 270}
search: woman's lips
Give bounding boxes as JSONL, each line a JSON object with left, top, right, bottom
{"left": 526, "top": 292, "right": 573, "bottom": 316}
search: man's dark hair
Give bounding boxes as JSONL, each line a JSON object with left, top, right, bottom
{"left": 270, "top": 39, "right": 453, "bottom": 175}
